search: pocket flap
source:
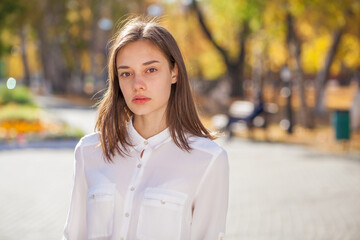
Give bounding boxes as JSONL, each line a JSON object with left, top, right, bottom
{"left": 144, "top": 188, "right": 187, "bottom": 205}
{"left": 88, "top": 183, "right": 116, "bottom": 198}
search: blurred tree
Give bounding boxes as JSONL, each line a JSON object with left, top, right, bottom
{"left": 265, "top": 0, "right": 360, "bottom": 122}
{"left": 2, "top": 0, "right": 359, "bottom": 106}
{"left": 0, "top": 0, "right": 31, "bottom": 86}
{"left": 0, "top": 0, "right": 147, "bottom": 94}
{"left": 285, "top": 11, "right": 314, "bottom": 128}
{"left": 190, "top": 0, "right": 266, "bottom": 98}
{"left": 299, "top": 0, "right": 360, "bottom": 115}
{"left": 32, "top": 0, "right": 71, "bottom": 93}
{"left": 88, "top": 0, "right": 129, "bottom": 94}
{"left": 0, "top": 0, "right": 23, "bottom": 56}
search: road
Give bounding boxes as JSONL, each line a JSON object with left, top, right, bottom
{"left": 0, "top": 101, "right": 360, "bottom": 239}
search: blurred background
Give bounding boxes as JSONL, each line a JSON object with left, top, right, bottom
{"left": 0, "top": 0, "right": 360, "bottom": 149}
{"left": 0, "top": 0, "right": 360, "bottom": 239}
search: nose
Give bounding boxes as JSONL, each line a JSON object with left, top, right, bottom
{"left": 133, "top": 75, "right": 146, "bottom": 91}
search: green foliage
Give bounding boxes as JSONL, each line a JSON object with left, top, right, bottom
{"left": 0, "top": 0, "right": 27, "bottom": 57}
{"left": 0, "top": 85, "right": 36, "bottom": 106}
{"left": 0, "top": 104, "right": 39, "bottom": 122}
{"left": 0, "top": 0, "right": 26, "bottom": 29}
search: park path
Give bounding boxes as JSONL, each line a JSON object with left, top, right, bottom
{"left": 35, "top": 95, "right": 98, "bottom": 135}
{"left": 0, "top": 96, "right": 359, "bottom": 239}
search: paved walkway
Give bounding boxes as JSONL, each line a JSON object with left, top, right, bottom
{"left": 224, "top": 139, "right": 360, "bottom": 240}
{"left": 34, "top": 95, "right": 97, "bottom": 135}
{"left": 0, "top": 138, "right": 359, "bottom": 239}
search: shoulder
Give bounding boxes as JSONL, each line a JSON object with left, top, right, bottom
{"left": 74, "top": 132, "right": 101, "bottom": 155}
{"left": 74, "top": 132, "right": 104, "bottom": 163}
{"left": 187, "top": 135, "right": 227, "bottom": 160}
{"left": 76, "top": 132, "right": 101, "bottom": 148}
{"left": 189, "top": 136, "right": 229, "bottom": 186}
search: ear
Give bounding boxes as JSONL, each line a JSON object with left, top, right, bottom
{"left": 171, "top": 63, "right": 178, "bottom": 84}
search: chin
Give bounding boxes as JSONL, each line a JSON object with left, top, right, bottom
{"left": 128, "top": 107, "right": 151, "bottom": 116}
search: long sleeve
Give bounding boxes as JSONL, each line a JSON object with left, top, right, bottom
{"left": 63, "top": 141, "right": 88, "bottom": 240}
{"left": 190, "top": 149, "right": 229, "bottom": 240}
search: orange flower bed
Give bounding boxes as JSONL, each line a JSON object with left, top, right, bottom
{"left": 0, "top": 120, "right": 44, "bottom": 134}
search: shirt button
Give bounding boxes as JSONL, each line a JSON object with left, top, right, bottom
{"left": 125, "top": 212, "right": 130, "bottom": 217}
{"left": 130, "top": 186, "right": 135, "bottom": 191}
{"left": 144, "top": 140, "right": 148, "bottom": 145}
{"left": 137, "top": 163, "right": 142, "bottom": 168}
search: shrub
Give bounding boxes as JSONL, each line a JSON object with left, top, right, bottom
{"left": 0, "top": 104, "right": 40, "bottom": 122}
{"left": 0, "top": 85, "right": 36, "bottom": 106}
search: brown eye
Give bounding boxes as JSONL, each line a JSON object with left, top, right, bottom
{"left": 146, "top": 68, "right": 157, "bottom": 73}
{"left": 120, "top": 72, "right": 131, "bottom": 78}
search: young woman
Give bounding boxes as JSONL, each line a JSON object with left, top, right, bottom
{"left": 63, "top": 17, "right": 229, "bottom": 240}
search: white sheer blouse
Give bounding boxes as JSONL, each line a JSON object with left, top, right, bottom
{"left": 62, "top": 120, "right": 229, "bottom": 240}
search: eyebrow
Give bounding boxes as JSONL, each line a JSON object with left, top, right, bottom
{"left": 117, "top": 60, "right": 160, "bottom": 70}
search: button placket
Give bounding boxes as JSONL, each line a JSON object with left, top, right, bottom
{"left": 120, "top": 146, "right": 153, "bottom": 239}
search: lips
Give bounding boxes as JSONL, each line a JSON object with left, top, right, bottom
{"left": 132, "top": 95, "right": 151, "bottom": 104}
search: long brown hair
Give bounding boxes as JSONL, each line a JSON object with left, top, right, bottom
{"left": 95, "top": 16, "right": 214, "bottom": 162}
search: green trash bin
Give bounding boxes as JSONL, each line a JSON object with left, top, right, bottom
{"left": 333, "top": 110, "right": 350, "bottom": 140}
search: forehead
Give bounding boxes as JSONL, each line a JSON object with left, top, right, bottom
{"left": 116, "top": 40, "right": 168, "bottom": 65}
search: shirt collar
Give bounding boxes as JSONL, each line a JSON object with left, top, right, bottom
{"left": 127, "top": 118, "right": 171, "bottom": 152}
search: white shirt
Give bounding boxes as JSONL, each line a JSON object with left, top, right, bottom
{"left": 62, "top": 120, "right": 229, "bottom": 240}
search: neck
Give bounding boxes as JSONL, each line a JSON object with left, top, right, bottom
{"left": 132, "top": 114, "right": 168, "bottom": 139}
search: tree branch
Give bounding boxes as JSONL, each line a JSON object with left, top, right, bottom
{"left": 191, "top": 0, "right": 230, "bottom": 65}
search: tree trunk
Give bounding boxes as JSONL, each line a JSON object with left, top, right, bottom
{"left": 314, "top": 28, "right": 343, "bottom": 115}
{"left": 286, "top": 12, "right": 314, "bottom": 128}
{"left": 50, "top": 40, "right": 70, "bottom": 93}
{"left": 37, "top": 28, "right": 70, "bottom": 93}
{"left": 36, "top": 1, "right": 70, "bottom": 94}
{"left": 228, "top": 64, "right": 243, "bottom": 97}
{"left": 231, "top": 21, "right": 249, "bottom": 98}
{"left": 252, "top": 44, "right": 263, "bottom": 98}
{"left": 19, "top": 27, "right": 31, "bottom": 87}
{"left": 37, "top": 27, "right": 52, "bottom": 92}
{"left": 90, "top": 0, "right": 101, "bottom": 86}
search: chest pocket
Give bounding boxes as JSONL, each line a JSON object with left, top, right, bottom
{"left": 136, "top": 188, "right": 188, "bottom": 240}
{"left": 87, "top": 183, "right": 116, "bottom": 239}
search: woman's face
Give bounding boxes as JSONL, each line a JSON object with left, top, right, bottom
{"left": 116, "top": 40, "right": 177, "bottom": 119}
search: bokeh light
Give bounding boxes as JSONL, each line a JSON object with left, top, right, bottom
{"left": 6, "top": 77, "right": 16, "bottom": 90}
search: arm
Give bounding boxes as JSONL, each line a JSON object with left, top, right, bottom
{"left": 62, "top": 141, "right": 88, "bottom": 240}
{"left": 191, "top": 149, "right": 229, "bottom": 240}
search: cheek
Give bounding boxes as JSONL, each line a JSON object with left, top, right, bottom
{"left": 119, "top": 81, "right": 128, "bottom": 95}
{"left": 119, "top": 81, "right": 131, "bottom": 102}
{"left": 158, "top": 73, "right": 173, "bottom": 92}
{"left": 161, "top": 82, "right": 173, "bottom": 103}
